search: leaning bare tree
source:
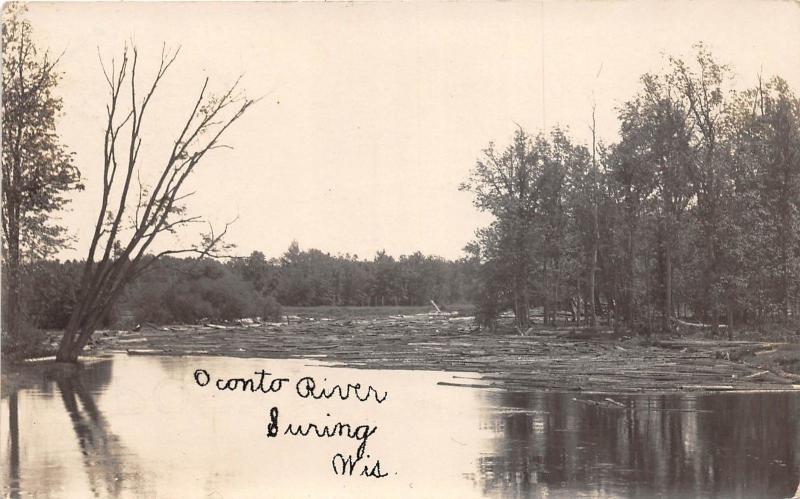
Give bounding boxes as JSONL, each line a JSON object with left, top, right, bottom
{"left": 56, "top": 45, "right": 255, "bottom": 362}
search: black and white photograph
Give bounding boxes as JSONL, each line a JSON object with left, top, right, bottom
{"left": 2, "top": 1, "right": 800, "bottom": 497}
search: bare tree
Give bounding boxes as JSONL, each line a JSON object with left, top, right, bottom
{"left": 588, "top": 102, "right": 599, "bottom": 329}
{"left": 56, "top": 45, "right": 255, "bottom": 362}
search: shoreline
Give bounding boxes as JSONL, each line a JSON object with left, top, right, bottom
{"left": 53, "top": 313, "right": 800, "bottom": 394}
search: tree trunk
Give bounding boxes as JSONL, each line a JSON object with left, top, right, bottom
{"left": 780, "top": 164, "right": 791, "bottom": 320}
{"left": 542, "top": 261, "right": 549, "bottom": 326}
{"left": 727, "top": 300, "right": 734, "bottom": 341}
{"left": 514, "top": 270, "right": 529, "bottom": 329}
{"left": 711, "top": 296, "right": 720, "bottom": 337}
{"left": 553, "top": 257, "right": 561, "bottom": 325}
{"left": 663, "top": 233, "right": 672, "bottom": 334}
{"left": 661, "top": 182, "right": 673, "bottom": 334}
{"left": 781, "top": 241, "right": 789, "bottom": 320}
{"left": 589, "top": 106, "right": 599, "bottom": 329}
{"left": 589, "top": 254, "right": 597, "bottom": 328}
{"left": 611, "top": 288, "right": 617, "bottom": 331}
{"left": 569, "top": 297, "right": 577, "bottom": 323}
{"left": 4, "top": 218, "right": 21, "bottom": 338}
{"left": 56, "top": 321, "right": 81, "bottom": 362}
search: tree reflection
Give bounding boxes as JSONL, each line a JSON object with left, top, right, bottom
{"left": 7, "top": 392, "right": 20, "bottom": 499}
{"left": 3, "top": 359, "right": 144, "bottom": 498}
{"left": 476, "top": 391, "right": 800, "bottom": 498}
{"left": 54, "top": 359, "right": 150, "bottom": 497}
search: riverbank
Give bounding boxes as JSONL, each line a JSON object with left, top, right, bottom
{"left": 65, "top": 310, "right": 800, "bottom": 393}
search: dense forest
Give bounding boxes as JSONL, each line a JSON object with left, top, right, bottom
{"left": 12, "top": 242, "right": 477, "bottom": 329}
{"left": 462, "top": 46, "right": 800, "bottom": 335}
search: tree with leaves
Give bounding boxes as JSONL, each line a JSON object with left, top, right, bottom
{"left": 2, "top": 5, "right": 83, "bottom": 339}
{"left": 461, "top": 129, "right": 542, "bottom": 329}
{"left": 728, "top": 76, "right": 800, "bottom": 322}
{"left": 616, "top": 70, "right": 694, "bottom": 332}
{"left": 669, "top": 45, "right": 733, "bottom": 331}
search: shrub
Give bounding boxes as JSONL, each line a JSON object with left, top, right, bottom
{"left": 17, "top": 260, "right": 81, "bottom": 329}
{"left": 1, "top": 321, "right": 53, "bottom": 360}
{"left": 126, "top": 261, "right": 261, "bottom": 324}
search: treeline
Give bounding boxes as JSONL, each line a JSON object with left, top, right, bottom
{"left": 462, "top": 46, "right": 800, "bottom": 334}
{"left": 12, "top": 242, "right": 476, "bottom": 327}
{"left": 235, "top": 241, "right": 475, "bottom": 308}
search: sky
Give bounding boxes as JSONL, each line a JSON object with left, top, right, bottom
{"left": 20, "top": 0, "right": 800, "bottom": 261}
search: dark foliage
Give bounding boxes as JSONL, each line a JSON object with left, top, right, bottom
{"left": 17, "top": 248, "right": 476, "bottom": 328}
{"left": 463, "top": 46, "right": 800, "bottom": 334}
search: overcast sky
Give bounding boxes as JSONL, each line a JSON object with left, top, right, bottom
{"left": 23, "top": 1, "right": 800, "bottom": 261}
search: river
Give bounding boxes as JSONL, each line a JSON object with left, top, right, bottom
{"left": 2, "top": 354, "right": 799, "bottom": 498}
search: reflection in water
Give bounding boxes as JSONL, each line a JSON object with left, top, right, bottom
{"left": 2, "top": 359, "right": 143, "bottom": 498}
{"left": 54, "top": 361, "right": 130, "bottom": 497}
{"left": 2, "top": 355, "right": 799, "bottom": 498}
{"left": 475, "top": 391, "right": 800, "bottom": 498}
{"left": 7, "top": 392, "right": 19, "bottom": 499}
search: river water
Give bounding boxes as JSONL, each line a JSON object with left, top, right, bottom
{"left": 2, "top": 354, "right": 799, "bottom": 498}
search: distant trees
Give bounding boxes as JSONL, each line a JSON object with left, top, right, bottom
{"left": 237, "top": 243, "right": 474, "bottom": 309}
{"left": 465, "top": 46, "right": 800, "bottom": 334}
{"left": 1, "top": 6, "right": 82, "bottom": 339}
{"left": 15, "top": 246, "right": 476, "bottom": 329}
{"left": 55, "top": 45, "right": 255, "bottom": 362}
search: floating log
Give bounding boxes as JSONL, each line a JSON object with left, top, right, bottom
{"left": 680, "top": 385, "right": 735, "bottom": 391}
